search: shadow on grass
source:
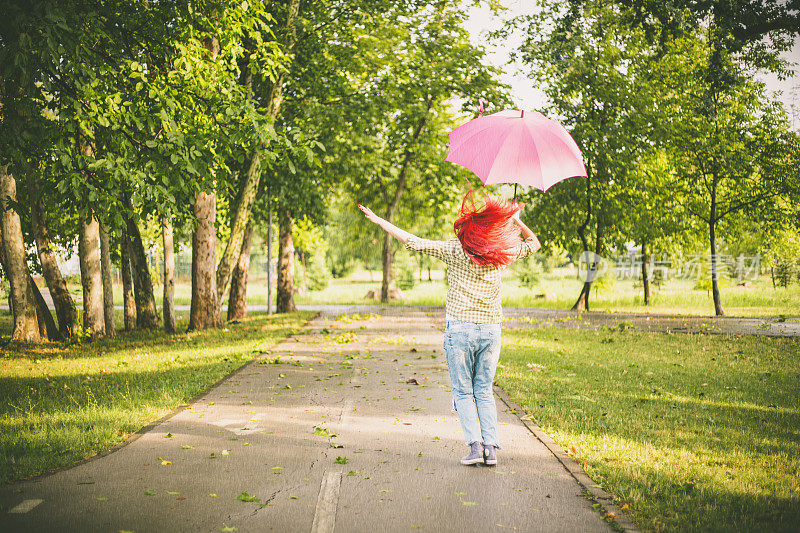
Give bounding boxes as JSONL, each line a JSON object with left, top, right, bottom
{"left": 0, "top": 312, "right": 308, "bottom": 360}
{"left": 496, "top": 327, "right": 800, "bottom": 531}
{"left": 0, "top": 311, "right": 313, "bottom": 484}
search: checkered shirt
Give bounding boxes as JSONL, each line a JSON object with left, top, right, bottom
{"left": 404, "top": 237, "right": 539, "bottom": 324}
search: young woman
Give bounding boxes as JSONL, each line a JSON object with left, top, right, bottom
{"left": 359, "top": 191, "right": 541, "bottom": 466}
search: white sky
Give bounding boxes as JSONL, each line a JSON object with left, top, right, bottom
{"left": 464, "top": 1, "right": 800, "bottom": 129}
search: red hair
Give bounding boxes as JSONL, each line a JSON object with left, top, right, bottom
{"left": 453, "top": 190, "right": 521, "bottom": 268}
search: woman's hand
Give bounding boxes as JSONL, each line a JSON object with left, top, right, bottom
{"left": 359, "top": 204, "right": 381, "bottom": 224}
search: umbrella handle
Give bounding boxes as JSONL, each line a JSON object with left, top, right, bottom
{"left": 478, "top": 98, "right": 484, "bottom": 117}
{"left": 513, "top": 184, "right": 517, "bottom": 201}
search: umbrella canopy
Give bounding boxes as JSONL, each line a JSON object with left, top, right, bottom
{"left": 445, "top": 108, "right": 587, "bottom": 191}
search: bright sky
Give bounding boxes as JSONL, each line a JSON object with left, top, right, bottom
{"left": 464, "top": 2, "right": 800, "bottom": 129}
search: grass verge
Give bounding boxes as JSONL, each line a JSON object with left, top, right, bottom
{"left": 0, "top": 311, "right": 313, "bottom": 484}
{"left": 496, "top": 326, "right": 800, "bottom": 532}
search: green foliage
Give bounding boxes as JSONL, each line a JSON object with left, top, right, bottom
{"left": 514, "top": 254, "right": 543, "bottom": 290}
{"left": 293, "top": 219, "right": 330, "bottom": 292}
{"left": 394, "top": 253, "right": 417, "bottom": 291}
{"left": 772, "top": 258, "right": 796, "bottom": 289}
{"left": 592, "top": 269, "right": 616, "bottom": 296}
{"left": 304, "top": 251, "right": 331, "bottom": 292}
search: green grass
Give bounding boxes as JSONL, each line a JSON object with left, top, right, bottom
{"left": 53, "top": 266, "right": 799, "bottom": 318}
{"left": 0, "top": 311, "right": 313, "bottom": 484}
{"left": 496, "top": 327, "right": 800, "bottom": 532}
{"left": 298, "top": 273, "right": 797, "bottom": 317}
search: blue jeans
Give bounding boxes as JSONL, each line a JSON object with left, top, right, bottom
{"left": 443, "top": 318, "right": 502, "bottom": 448}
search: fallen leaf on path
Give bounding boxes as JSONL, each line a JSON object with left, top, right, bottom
{"left": 287, "top": 495, "right": 299, "bottom": 500}
{"left": 237, "top": 492, "right": 260, "bottom": 503}
{"left": 462, "top": 501, "right": 477, "bottom": 506}
{"left": 219, "top": 526, "right": 238, "bottom": 532}
{"left": 96, "top": 497, "right": 108, "bottom": 501}
{"left": 181, "top": 445, "right": 194, "bottom": 449}
{"left": 144, "top": 489, "right": 155, "bottom": 496}
{"left": 161, "top": 460, "right": 172, "bottom": 466}
{"left": 335, "top": 456, "right": 348, "bottom": 464}
{"left": 165, "top": 433, "right": 173, "bottom": 438}
{"left": 221, "top": 450, "right": 230, "bottom": 456}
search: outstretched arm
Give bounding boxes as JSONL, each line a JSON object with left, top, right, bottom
{"left": 512, "top": 209, "right": 541, "bottom": 252}
{"left": 358, "top": 204, "right": 415, "bottom": 244}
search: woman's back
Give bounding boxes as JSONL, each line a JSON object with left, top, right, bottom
{"left": 405, "top": 236, "right": 537, "bottom": 324}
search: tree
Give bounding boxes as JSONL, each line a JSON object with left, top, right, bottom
{"left": 99, "top": 222, "right": 115, "bottom": 337}
{"left": 622, "top": 0, "right": 800, "bottom": 315}
{"left": 216, "top": 0, "right": 301, "bottom": 302}
{"left": 342, "top": 1, "right": 507, "bottom": 302}
{"left": 0, "top": 163, "right": 41, "bottom": 342}
{"left": 28, "top": 165, "right": 79, "bottom": 339}
{"left": 78, "top": 215, "right": 105, "bottom": 338}
{"left": 227, "top": 220, "right": 253, "bottom": 321}
{"left": 511, "top": 0, "right": 654, "bottom": 311}
{"left": 162, "top": 216, "right": 176, "bottom": 333}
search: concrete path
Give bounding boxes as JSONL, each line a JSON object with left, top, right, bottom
{"left": 0, "top": 310, "right": 627, "bottom": 533}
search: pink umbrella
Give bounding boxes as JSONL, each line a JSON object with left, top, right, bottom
{"left": 445, "top": 106, "right": 587, "bottom": 192}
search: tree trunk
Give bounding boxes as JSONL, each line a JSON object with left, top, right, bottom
{"left": 120, "top": 228, "right": 137, "bottom": 331}
{"left": 78, "top": 215, "right": 105, "bottom": 338}
{"left": 276, "top": 209, "right": 296, "bottom": 313}
{"left": 99, "top": 221, "right": 116, "bottom": 337}
{"left": 0, "top": 164, "right": 42, "bottom": 342}
{"left": 29, "top": 274, "right": 58, "bottom": 340}
{"left": 573, "top": 221, "right": 603, "bottom": 312}
{"left": 125, "top": 212, "right": 159, "bottom": 328}
{"left": 641, "top": 240, "right": 650, "bottom": 306}
{"left": 709, "top": 174, "right": 724, "bottom": 316}
{"left": 217, "top": 154, "right": 260, "bottom": 301}
{"left": 378, "top": 97, "right": 434, "bottom": 302}
{"left": 227, "top": 220, "right": 253, "bottom": 321}
{"left": 0, "top": 169, "right": 43, "bottom": 343}
{"left": 380, "top": 228, "right": 394, "bottom": 302}
{"left": 709, "top": 220, "right": 724, "bottom": 316}
{"left": 161, "top": 217, "right": 176, "bottom": 333}
{"left": 189, "top": 190, "right": 221, "bottom": 330}
{"left": 267, "top": 209, "right": 273, "bottom": 314}
{"left": 28, "top": 167, "right": 78, "bottom": 339}
{"left": 189, "top": 30, "right": 222, "bottom": 331}
{"left": 162, "top": 216, "right": 176, "bottom": 333}
{"left": 572, "top": 167, "right": 594, "bottom": 312}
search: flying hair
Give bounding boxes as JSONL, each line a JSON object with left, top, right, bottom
{"left": 453, "top": 189, "right": 522, "bottom": 268}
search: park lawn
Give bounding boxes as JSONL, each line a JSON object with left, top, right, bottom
{"left": 495, "top": 326, "right": 800, "bottom": 532}
{"left": 72, "top": 267, "right": 798, "bottom": 318}
{"left": 0, "top": 311, "right": 313, "bottom": 485}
